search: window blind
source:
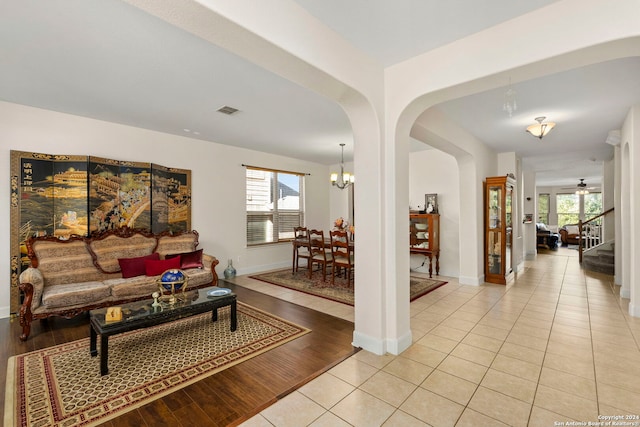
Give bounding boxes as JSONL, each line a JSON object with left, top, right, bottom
{"left": 245, "top": 166, "right": 305, "bottom": 246}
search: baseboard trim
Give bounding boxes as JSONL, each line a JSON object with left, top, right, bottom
{"left": 234, "top": 261, "right": 290, "bottom": 277}
{"left": 352, "top": 329, "right": 412, "bottom": 356}
{"left": 629, "top": 302, "right": 640, "bottom": 318}
{"left": 459, "top": 275, "right": 482, "bottom": 286}
{"left": 0, "top": 306, "right": 10, "bottom": 320}
{"left": 386, "top": 330, "right": 412, "bottom": 356}
{"left": 352, "top": 330, "right": 385, "bottom": 355}
{"left": 620, "top": 287, "right": 631, "bottom": 299}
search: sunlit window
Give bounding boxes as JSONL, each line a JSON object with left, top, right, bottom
{"left": 556, "top": 193, "right": 579, "bottom": 227}
{"left": 246, "top": 167, "right": 305, "bottom": 246}
{"left": 538, "top": 193, "right": 549, "bottom": 224}
{"left": 584, "top": 192, "right": 602, "bottom": 218}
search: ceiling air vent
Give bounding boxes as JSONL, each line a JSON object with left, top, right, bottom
{"left": 217, "top": 105, "right": 239, "bottom": 115}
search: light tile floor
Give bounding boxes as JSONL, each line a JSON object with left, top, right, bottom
{"left": 234, "top": 249, "right": 640, "bottom": 426}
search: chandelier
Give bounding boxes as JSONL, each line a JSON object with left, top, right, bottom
{"left": 330, "top": 143, "right": 354, "bottom": 189}
{"left": 526, "top": 116, "right": 556, "bottom": 139}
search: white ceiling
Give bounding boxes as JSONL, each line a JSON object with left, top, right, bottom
{"left": 1, "top": 1, "right": 637, "bottom": 188}
{"left": 437, "top": 57, "right": 640, "bottom": 186}
{"left": 293, "top": 0, "right": 561, "bottom": 67}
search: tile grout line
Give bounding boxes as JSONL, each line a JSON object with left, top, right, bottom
{"left": 524, "top": 255, "right": 579, "bottom": 425}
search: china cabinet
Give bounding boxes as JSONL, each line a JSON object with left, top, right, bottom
{"left": 409, "top": 213, "right": 440, "bottom": 277}
{"left": 484, "top": 175, "right": 515, "bottom": 284}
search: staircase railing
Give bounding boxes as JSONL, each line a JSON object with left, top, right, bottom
{"left": 578, "top": 207, "right": 614, "bottom": 263}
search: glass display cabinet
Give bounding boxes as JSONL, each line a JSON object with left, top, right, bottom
{"left": 409, "top": 213, "right": 440, "bottom": 277}
{"left": 484, "top": 175, "right": 515, "bottom": 285}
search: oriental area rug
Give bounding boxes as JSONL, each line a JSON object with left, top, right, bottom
{"left": 249, "top": 269, "right": 447, "bottom": 306}
{"left": 5, "top": 303, "right": 309, "bottom": 427}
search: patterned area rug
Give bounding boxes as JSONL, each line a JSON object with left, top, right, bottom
{"left": 249, "top": 270, "right": 447, "bottom": 305}
{"left": 5, "top": 303, "right": 309, "bottom": 427}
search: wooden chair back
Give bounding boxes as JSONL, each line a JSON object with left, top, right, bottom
{"left": 330, "top": 229, "right": 354, "bottom": 286}
{"left": 292, "top": 226, "right": 310, "bottom": 273}
{"left": 308, "top": 229, "right": 332, "bottom": 281}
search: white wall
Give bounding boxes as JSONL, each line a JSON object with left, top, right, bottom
{"left": 621, "top": 105, "right": 639, "bottom": 316}
{"left": 409, "top": 149, "right": 460, "bottom": 278}
{"left": 329, "top": 160, "right": 354, "bottom": 230}
{"left": 410, "top": 110, "right": 496, "bottom": 285}
{"left": 0, "top": 101, "right": 331, "bottom": 318}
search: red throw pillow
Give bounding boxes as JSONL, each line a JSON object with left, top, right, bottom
{"left": 118, "top": 253, "right": 160, "bottom": 278}
{"left": 144, "top": 256, "right": 181, "bottom": 276}
{"left": 166, "top": 249, "right": 203, "bottom": 269}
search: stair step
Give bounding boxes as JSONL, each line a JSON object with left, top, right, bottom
{"left": 599, "top": 253, "right": 614, "bottom": 263}
{"left": 583, "top": 262, "right": 614, "bottom": 275}
{"left": 597, "top": 248, "right": 614, "bottom": 255}
{"left": 580, "top": 239, "right": 615, "bottom": 275}
{"left": 583, "top": 258, "right": 614, "bottom": 275}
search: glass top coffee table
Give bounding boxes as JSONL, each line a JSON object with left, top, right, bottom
{"left": 89, "top": 284, "right": 236, "bottom": 376}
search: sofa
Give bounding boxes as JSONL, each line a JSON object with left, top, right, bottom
{"left": 18, "top": 227, "right": 219, "bottom": 341}
{"left": 559, "top": 224, "right": 581, "bottom": 245}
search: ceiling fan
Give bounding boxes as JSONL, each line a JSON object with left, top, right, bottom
{"left": 560, "top": 178, "right": 597, "bottom": 192}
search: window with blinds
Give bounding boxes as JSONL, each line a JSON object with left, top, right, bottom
{"left": 246, "top": 167, "right": 305, "bottom": 245}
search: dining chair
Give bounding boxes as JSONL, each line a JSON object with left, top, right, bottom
{"left": 308, "top": 229, "right": 333, "bottom": 281}
{"left": 292, "top": 226, "right": 311, "bottom": 274}
{"left": 330, "top": 229, "right": 354, "bottom": 286}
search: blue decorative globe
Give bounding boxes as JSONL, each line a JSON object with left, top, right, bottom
{"left": 160, "top": 269, "right": 186, "bottom": 291}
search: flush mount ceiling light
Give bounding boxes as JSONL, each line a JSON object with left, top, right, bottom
{"left": 526, "top": 116, "right": 556, "bottom": 139}
{"left": 330, "top": 143, "right": 354, "bottom": 190}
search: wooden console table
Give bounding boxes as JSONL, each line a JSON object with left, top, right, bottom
{"left": 409, "top": 248, "right": 440, "bottom": 278}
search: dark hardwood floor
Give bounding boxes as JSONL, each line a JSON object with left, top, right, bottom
{"left": 1, "top": 283, "right": 358, "bottom": 426}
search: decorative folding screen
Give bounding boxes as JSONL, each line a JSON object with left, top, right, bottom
{"left": 9, "top": 150, "right": 191, "bottom": 313}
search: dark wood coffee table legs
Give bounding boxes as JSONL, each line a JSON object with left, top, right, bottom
{"left": 100, "top": 335, "right": 109, "bottom": 375}
{"left": 212, "top": 299, "right": 237, "bottom": 331}
{"left": 90, "top": 323, "right": 97, "bottom": 357}
{"left": 89, "top": 324, "right": 110, "bottom": 375}
{"left": 230, "top": 300, "right": 237, "bottom": 331}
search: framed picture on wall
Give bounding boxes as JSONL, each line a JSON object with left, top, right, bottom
{"left": 425, "top": 193, "right": 438, "bottom": 214}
